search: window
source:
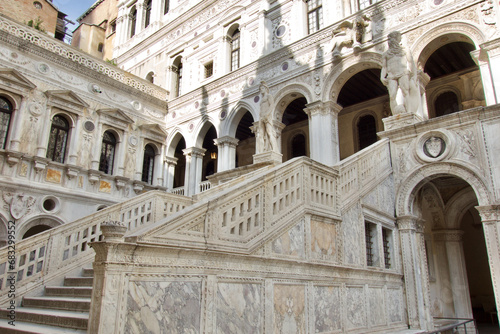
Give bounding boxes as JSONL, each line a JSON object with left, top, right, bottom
{"left": 146, "top": 72, "right": 154, "bottom": 83}
{"left": 357, "top": 115, "right": 377, "bottom": 150}
{"left": 231, "top": 29, "right": 240, "bottom": 71}
{"left": 110, "top": 20, "right": 116, "bottom": 34}
{"left": 174, "top": 58, "right": 183, "bottom": 97}
{"left": 144, "top": 0, "right": 152, "bottom": 28}
{"left": 434, "top": 91, "right": 459, "bottom": 117}
{"left": 291, "top": 134, "right": 306, "bottom": 158}
{"left": 359, "top": 0, "right": 377, "bottom": 10}
{"left": 97, "top": 43, "right": 104, "bottom": 53}
{"left": 130, "top": 6, "right": 137, "bottom": 38}
{"left": 382, "top": 228, "right": 392, "bottom": 269}
{"left": 142, "top": 144, "right": 155, "bottom": 184}
{"left": 99, "top": 131, "right": 116, "bottom": 174}
{"left": 33, "top": 1, "right": 42, "bottom": 9}
{"left": 204, "top": 61, "right": 214, "bottom": 79}
{"left": 307, "top": 0, "right": 323, "bottom": 34}
{"left": 365, "top": 222, "right": 377, "bottom": 267}
{"left": 164, "top": 0, "right": 170, "bottom": 14}
{"left": 46, "top": 115, "right": 69, "bottom": 163}
{"left": 0, "top": 97, "right": 13, "bottom": 149}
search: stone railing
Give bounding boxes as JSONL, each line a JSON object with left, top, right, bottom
{"left": 129, "top": 157, "right": 340, "bottom": 252}
{"left": 0, "top": 14, "right": 168, "bottom": 101}
{"left": 338, "top": 139, "right": 392, "bottom": 208}
{"left": 0, "top": 190, "right": 192, "bottom": 304}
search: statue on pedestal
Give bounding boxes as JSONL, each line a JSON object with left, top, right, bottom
{"left": 381, "top": 31, "right": 419, "bottom": 115}
{"left": 258, "top": 81, "right": 279, "bottom": 153}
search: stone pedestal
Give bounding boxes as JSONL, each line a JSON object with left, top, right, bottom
{"left": 383, "top": 112, "right": 424, "bottom": 131}
{"left": 253, "top": 151, "right": 282, "bottom": 165}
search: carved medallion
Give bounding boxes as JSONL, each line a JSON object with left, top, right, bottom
{"left": 3, "top": 192, "right": 36, "bottom": 220}
{"left": 423, "top": 137, "right": 445, "bottom": 158}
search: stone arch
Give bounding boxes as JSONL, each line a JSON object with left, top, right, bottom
{"left": 323, "top": 52, "right": 383, "bottom": 102}
{"left": 193, "top": 118, "right": 218, "bottom": 148}
{"left": 222, "top": 100, "right": 257, "bottom": 138}
{"left": 273, "top": 83, "right": 313, "bottom": 122}
{"left": 0, "top": 213, "right": 8, "bottom": 247}
{"left": 412, "top": 22, "right": 486, "bottom": 71}
{"left": 396, "top": 162, "right": 492, "bottom": 217}
{"left": 18, "top": 215, "right": 64, "bottom": 240}
{"left": 444, "top": 187, "right": 479, "bottom": 230}
{"left": 166, "top": 128, "right": 186, "bottom": 156}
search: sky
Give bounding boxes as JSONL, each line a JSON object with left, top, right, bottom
{"left": 52, "top": 0, "right": 98, "bottom": 28}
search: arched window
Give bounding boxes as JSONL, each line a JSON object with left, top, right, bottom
{"left": 0, "top": 97, "right": 13, "bottom": 149}
{"left": 357, "top": 115, "right": 377, "bottom": 150}
{"left": 99, "top": 131, "right": 116, "bottom": 174}
{"left": 146, "top": 71, "right": 154, "bottom": 83}
{"left": 164, "top": 0, "right": 170, "bottom": 14}
{"left": 142, "top": 144, "right": 155, "bottom": 184}
{"left": 46, "top": 115, "right": 69, "bottom": 163}
{"left": 291, "top": 134, "right": 306, "bottom": 158}
{"left": 306, "top": 0, "right": 323, "bottom": 34}
{"left": 173, "top": 58, "right": 183, "bottom": 97}
{"left": 434, "top": 91, "right": 459, "bottom": 117}
{"left": 230, "top": 29, "right": 240, "bottom": 71}
{"left": 129, "top": 6, "right": 137, "bottom": 38}
{"left": 144, "top": 0, "right": 152, "bottom": 28}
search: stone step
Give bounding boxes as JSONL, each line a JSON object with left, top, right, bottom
{"left": 22, "top": 296, "right": 91, "bottom": 312}
{"left": 81, "top": 268, "right": 94, "bottom": 278}
{"left": 62, "top": 277, "right": 93, "bottom": 287}
{"left": 0, "top": 307, "right": 88, "bottom": 330}
{"left": 0, "top": 318, "right": 86, "bottom": 334}
{"left": 44, "top": 286, "right": 92, "bottom": 298}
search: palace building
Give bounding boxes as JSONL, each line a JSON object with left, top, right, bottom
{"left": 0, "top": 0, "right": 499, "bottom": 333}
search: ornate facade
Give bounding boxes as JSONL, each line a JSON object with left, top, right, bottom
{"left": 0, "top": 0, "right": 500, "bottom": 333}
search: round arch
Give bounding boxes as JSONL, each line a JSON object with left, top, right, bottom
{"left": 50, "top": 111, "right": 76, "bottom": 128}
{"left": 273, "top": 84, "right": 313, "bottom": 122}
{"left": 445, "top": 187, "right": 479, "bottom": 229}
{"left": 222, "top": 101, "right": 257, "bottom": 138}
{"left": 323, "top": 52, "right": 383, "bottom": 102}
{"left": 166, "top": 129, "right": 186, "bottom": 157}
{"left": 411, "top": 22, "right": 486, "bottom": 70}
{"left": 396, "top": 162, "right": 492, "bottom": 217}
{"left": 18, "top": 215, "right": 64, "bottom": 240}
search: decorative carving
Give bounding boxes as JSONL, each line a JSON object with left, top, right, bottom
{"left": 331, "top": 15, "right": 371, "bottom": 59}
{"left": 2, "top": 192, "right": 36, "bottom": 219}
{"left": 257, "top": 81, "right": 279, "bottom": 153}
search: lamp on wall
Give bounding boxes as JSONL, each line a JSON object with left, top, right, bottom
{"left": 211, "top": 152, "right": 217, "bottom": 159}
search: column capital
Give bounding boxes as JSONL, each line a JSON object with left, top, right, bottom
{"left": 432, "top": 229, "right": 464, "bottom": 242}
{"left": 304, "top": 101, "right": 342, "bottom": 117}
{"left": 165, "top": 156, "right": 178, "bottom": 166}
{"left": 183, "top": 147, "right": 206, "bottom": 158}
{"left": 214, "top": 136, "right": 239, "bottom": 147}
{"left": 397, "top": 215, "right": 425, "bottom": 232}
{"left": 476, "top": 205, "right": 500, "bottom": 222}
{"left": 480, "top": 37, "right": 500, "bottom": 57}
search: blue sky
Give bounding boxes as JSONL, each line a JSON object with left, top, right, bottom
{"left": 52, "top": 0, "right": 98, "bottom": 27}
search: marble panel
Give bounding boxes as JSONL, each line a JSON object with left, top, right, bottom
{"left": 274, "top": 284, "right": 306, "bottom": 334}
{"left": 369, "top": 287, "right": 386, "bottom": 326}
{"left": 125, "top": 280, "right": 202, "bottom": 334}
{"left": 314, "top": 285, "right": 341, "bottom": 333}
{"left": 46, "top": 168, "right": 61, "bottom": 183}
{"left": 343, "top": 205, "right": 362, "bottom": 265}
{"left": 272, "top": 220, "right": 305, "bottom": 258}
{"left": 387, "top": 288, "right": 403, "bottom": 323}
{"left": 311, "top": 220, "right": 337, "bottom": 261}
{"left": 216, "top": 282, "right": 263, "bottom": 334}
{"left": 346, "top": 286, "right": 366, "bottom": 329}
{"left": 99, "top": 180, "right": 111, "bottom": 193}
{"left": 19, "top": 162, "right": 28, "bottom": 177}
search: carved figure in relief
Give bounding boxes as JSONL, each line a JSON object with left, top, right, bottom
{"left": 331, "top": 15, "right": 370, "bottom": 59}
{"left": 380, "top": 31, "right": 419, "bottom": 115}
{"left": 258, "top": 81, "right": 279, "bottom": 153}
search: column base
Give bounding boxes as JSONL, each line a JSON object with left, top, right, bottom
{"left": 383, "top": 112, "right": 424, "bottom": 131}
{"left": 253, "top": 151, "right": 282, "bottom": 165}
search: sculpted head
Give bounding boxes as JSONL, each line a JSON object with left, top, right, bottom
{"left": 388, "top": 31, "right": 402, "bottom": 48}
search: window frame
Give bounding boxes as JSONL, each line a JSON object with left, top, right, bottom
{"left": 99, "top": 130, "right": 117, "bottom": 175}
{"left": 306, "top": 0, "right": 323, "bottom": 34}
{"left": 142, "top": 144, "right": 156, "bottom": 184}
{"left": 0, "top": 96, "right": 13, "bottom": 150}
{"left": 230, "top": 29, "right": 241, "bottom": 72}
{"left": 46, "top": 114, "right": 70, "bottom": 163}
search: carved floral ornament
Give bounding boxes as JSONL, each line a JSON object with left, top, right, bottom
{"left": 414, "top": 129, "right": 455, "bottom": 163}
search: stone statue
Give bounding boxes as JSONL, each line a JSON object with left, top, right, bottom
{"left": 381, "top": 31, "right": 419, "bottom": 115}
{"left": 258, "top": 81, "right": 278, "bottom": 153}
{"left": 331, "top": 15, "right": 370, "bottom": 59}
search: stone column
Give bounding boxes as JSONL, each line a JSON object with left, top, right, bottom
{"left": 304, "top": 101, "right": 341, "bottom": 166}
{"left": 90, "top": 122, "right": 103, "bottom": 171}
{"left": 433, "top": 230, "right": 474, "bottom": 328}
{"left": 115, "top": 132, "right": 128, "bottom": 177}
{"left": 470, "top": 46, "right": 497, "bottom": 106}
{"left": 479, "top": 38, "right": 500, "bottom": 105}
{"left": 183, "top": 147, "right": 206, "bottom": 196}
{"left": 476, "top": 205, "right": 500, "bottom": 325}
{"left": 67, "top": 117, "right": 82, "bottom": 166}
{"left": 133, "top": 136, "right": 145, "bottom": 181}
{"left": 7, "top": 97, "right": 27, "bottom": 152}
{"left": 219, "top": 36, "right": 231, "bottom": 75}
{"left": 135, "top": 2, "right": 145, "bottom": 34}
{"left": 459, "top": 71, "right": 486, "bottom": 109}
{"left": 164, "top": 156, "right": 177, "bottom": 190}
{"left": 154, "top": 145, "right": 165, "bottom": 187}
{"left": 397, "top": 215, "right": 433, "bottom": 330}
{"left": 416, "top": 71, "right": 431, "bottom": 121}
{"left": 35, "top": 107, "right": 52, "bottom": 158}
{"left": 214, "top": 136, "right": 239, "bottom": 172}
{"left": 431, "top": 231, "right": 455, "bottom": 317}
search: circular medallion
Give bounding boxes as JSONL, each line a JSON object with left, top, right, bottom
{"left": 221, "top": 90, "right": 226, "bottom": 98}
{"left": 84, "top": 120, "right": 95, "bottom": 132}
{"left": 254, "top": 96, "right": 260, "bottom": 103}
{"left": 38, "top": 63, "right": 50, "bottom": 74}
{"left": 276, "top": 25, "right": 286, "bottom": 38}
{"left": 220, "top": 110, "right": 227, "bottom": 120}
{"left": 129, "top": 135, "right": 138, "bottom": 147}
{"left": 282, "top": 62, "right": 289, "bottom": 71}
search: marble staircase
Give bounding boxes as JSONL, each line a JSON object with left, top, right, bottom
{"left": 0, "top": 268, "right": 92, "bottom": 333}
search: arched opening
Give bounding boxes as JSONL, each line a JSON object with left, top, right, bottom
{"left": 409, "top": 175, "right": 496, "bottom": 332}
{"left": 20, "top": 217, "right": 62, "bottom": 240}
{"left": 46, "top": 114, "right": 70, "bottom": 163}
{"left": 229, "top": 27, "right": 240, "bottom": 71}
{"left": 290, "top": 133, "right": 306, "bottom": 158}
{"left": 23, "top": 225, "right": 52, "bottom": 239}
{"left": 173, "top": 137, "right": 186, "bottom": 189}
{"left": 422, "top": 38, "right": 483, "bottom": 118}
{"left": 129, "top": 6, "right": 137, "bottom": 38}
{"left": 235, "top": 110, "right": 255, "bottom": 168}
{"left": 172, "top": 56, "right": 183, "bottom": 98}
{"left": 202, "top": 125, "right": 217, "bottom": 181}
{"left": 337, "top": 68, "right": 387, "bottom": 159}
{"left": 145, "top": 71, "right": 154, "bottom": 84}
{"left": 281, "top": 96, "right": 309, "bottom": 162}
{"left": 144, "top": 0, "right": 152, "bottom": 28}
{"left": 99, "top": 131, "right": 117, "bottom": 175}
